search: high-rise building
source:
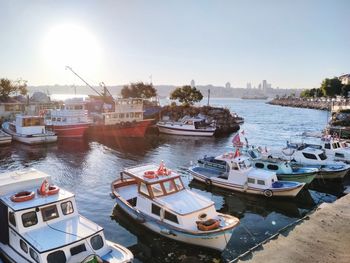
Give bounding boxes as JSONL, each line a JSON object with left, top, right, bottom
{"left": 246, "top": 83, "right": 252, "bottom": 89}
{"left": 190, "top": 80, "right": 195, "bottom": 88}
{"left": 225, "top": 82, "right": 231, "bottom": 89}
{"left": 262, "top": 80, "right": 267, "bottom": 91}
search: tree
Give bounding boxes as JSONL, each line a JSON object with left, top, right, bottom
{"left": 170, "top": 85, "right": 203, "bottom": 106}
{"left": 320, "top": 78, "right": 342, "bottom": 97}
{"left": 300, "top": 88, "right": 324, "bottom": 98}
{"left": 0, "top": 78, "right": 27, "bottom": 100}
{"left": 341, "top": 84, "right": 350, "bottom": 98}
{"left": 121, "top": 82, "right": 157, "bottom": 99}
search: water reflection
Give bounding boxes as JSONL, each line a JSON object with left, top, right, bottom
{"left": 112, "top": 206, "right": 222, "bottom": 263}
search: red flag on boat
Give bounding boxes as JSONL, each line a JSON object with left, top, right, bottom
{"left": 232, "top": 133, "right": 243, "bottom": 147}
{"left": 234, "top": 148, "right": 240, "bottom": 158}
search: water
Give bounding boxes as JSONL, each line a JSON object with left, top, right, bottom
{"left": 0, "top": 99, "right": 345, "bottom": 262}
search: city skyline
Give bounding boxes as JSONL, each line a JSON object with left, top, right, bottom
{"left": 1, "top": 0, "right": 349, "bottom": 89}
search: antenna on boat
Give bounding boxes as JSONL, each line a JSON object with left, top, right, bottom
{"left": 65, "top": 66, "right": 104, "bottom": 97}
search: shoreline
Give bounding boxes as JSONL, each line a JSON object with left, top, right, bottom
{"left": 267, "top": 98, "right": 331, "bottom": 110}
{"left": 236, "top": 193, "right": 350, "bottom": 263}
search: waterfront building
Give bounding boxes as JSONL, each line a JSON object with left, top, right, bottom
{"left": 339, "top": 74, "right": 350, "bottom": 85}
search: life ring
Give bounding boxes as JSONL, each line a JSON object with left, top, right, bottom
{"left": 196, "top": 219, "right": 220, "bottom": 231}
{"left": 205, "top": 178, "right": 212, "bottom": 186}
{"left": 37, "top": 182, "right": 60, "bottom": 196}
{"left": 144, "top": 171, "right": 157, "bottom": 179}
{"left": 11, "top": 191, "right": 35, "bottom": 202}
{"left": 263, "top": 189, "right": 273, "bottom": 197}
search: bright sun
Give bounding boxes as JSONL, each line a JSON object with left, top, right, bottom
{"left": 43, "top": 24, "right": 102, "bottom": 75}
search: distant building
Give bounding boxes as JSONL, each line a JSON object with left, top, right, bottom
{"left": 246, "top": 83, "right": 252, "bottom": 89}
{"left": 190, "top": 80, "right": 195, "bottom": 88}
{"left": 339, "top": 74, "right": 350, "bottom": 85}
{"left": 225, "top": 82, "right": 231, "bottom": 89}
{"left": 262, "top": 80, "right": 267, "bottom": 91}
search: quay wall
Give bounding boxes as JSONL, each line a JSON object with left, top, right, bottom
{"left": 268, "top": 98, "right": 331, "bottom": 110}
{"left": 236, "top": 193, "right": 350, "bottom": 263}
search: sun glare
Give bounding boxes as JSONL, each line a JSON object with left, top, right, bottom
{"left": 42, "top": 24, "right": 102, "bottom": 76}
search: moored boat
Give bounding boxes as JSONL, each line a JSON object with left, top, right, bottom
{"left": 0, "top": 130, "right": 12, "bottom": 145}
{"left": 45, "top": 98, "right": 90, "bottom": 138}
{"left": 2, "top": 115, "right": 57, "bottom": 144}
{"left": 198, "top": 155, "right": 318, "bottom": 184}
{"left": 281, "top": 143, "right": 350, "bottom": 179}
{"left": 111, "top": 162, "right": 239, "bottom": 251}
{"left": 190, "top": 153, "right": 305, "bottom": 197}
{"left": 0, "top": 168, "right": 133, "bottom": 263}
{"left": 87, "top": 98, "right": 153, "bottom": 138}
{"left": 157, "top": 115, "right": 216, "bottom": 136}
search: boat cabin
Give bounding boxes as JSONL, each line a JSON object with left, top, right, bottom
{"left": 102, "top": 98, "right": 144, "bottom": 125}
{"left": 0, "top": 169, "right": 111, "bottom": 263}
{"left": 290, "top": 146, "right": 328, "bottom": 164}
{"left": 253, "top": 158, "right": 293, "bottom": 174}
{"left": 114, "top": 164, "right": 219, "bottom": 230}
{"left": 11, "top": 115, "right": 46, "bottom": 135}
{"left": 215, "top": 154, "right": 279, "bottom": 189}
{"left": 47, "top": 100, "right": 89, "bottom": 125}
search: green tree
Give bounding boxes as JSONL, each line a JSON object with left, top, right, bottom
{"left": 341, "top": 84, "right": 350, "bottom": 98}
{"left": 300, "top": 89, "right": 311, "bottom": 98}
{"left": 320, "top": 78, "right": 342, "bottom": 97}
{"left": 300, "top": 88, "right": 324, "bottom": 98}
{"left": 170, "top": 85, "right": 203, "bottom": 106}
{"left": 121, "top": 82, "right": 157, "bottom": 99}
{"left": 0, "top": 78, "right": 27, "bottom": 100}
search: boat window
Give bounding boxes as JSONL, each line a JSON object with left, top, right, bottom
{"left": 247, "top": 178, "right": 255, "bottom": 184}
{"left": 150, "top": 183, "right": 164, "bottom": 197}
{"left": 302, "top": 153, "right": 317, "bottom": 160}
{"left": 127, "top": 197, "right": 137, "bottom": 207}
{"left": 248, "top": 150, "right": 258, "bottom": 159}
{"left": 30, "top": 248, "right": 39, "bottom": 263}
{"left": 163, "top": 180, "right": 177, "bottom": 194}
{"left": 130, "top": 112, "right": 134, "bottom": 118}
{"left": 336, "top": 142, "right": 341, "bottom": 148}
{"left": 119, "top": 113, "right": 125, "bottom": 118}
{"left": 164, "top": 210, "right": 179, "bottom": 224}
{"left": 91, "top": 234, "right": 104, "bottom": 250}
{"left": 267, "top": 164, "right": 279, "bottom": 171}
{"left": 174, "top": 178, "right": 184, "bottom": 191}
{"left": 318, "top": 153, "right": 327, "bottom": 160}
{"left": 126, "top": 113, "right": 129, "bottom": 118}
{"left": 255, "top": 163, "right": 264, "bottom": 169}
{"left": 332, "top": 143, "right": 339, "bottom": 149}
{"left": 20, "top": 239, "right": 28, "bottom": 253}
{"left": 61, "top": 201, "right": 74, "bottom": 215}
{"left": 139, "top": 182, "right": 150, "bottom": 196}
{"left": 257, "top": 180, "right": 265, "bottom": 185}
{"left": 41, "top": 205, "right": 59, "bottom": 222}
{"left": 47, "top": 250, "right": 66, "bottom": 263}
{"left": 325, "top": 143, "right": 331, "bottom": 149}
{"left": 52, "top": 117, "right": 56, "bottom": 121}
{"left": 70, "top": 243, "right": 86, "bottom": 255}
{"left": 9, "top": 211, "right": 16, "bottom": 226}
{"left": 22, "top": 211, "right": 38, "bottom": 227}
{"left": 335, "top": 153, "right": 345, "bottom": 158}
{"left": 151, "top": 204, "right": 161, "bottom": 216}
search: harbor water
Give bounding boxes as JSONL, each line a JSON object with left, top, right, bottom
{"left": 0, "top": 99, "right": 347, "bottom": 262}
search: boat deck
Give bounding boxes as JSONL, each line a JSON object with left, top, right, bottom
{"left": 191, "top": 166, "right": 226, "bottom": 178}
{"left": 117, "top": 183, "right": 138, "bottom": 201}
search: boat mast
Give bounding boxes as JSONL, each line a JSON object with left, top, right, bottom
{"left": 65, "top": 66, "right": 104, "bottom": 97}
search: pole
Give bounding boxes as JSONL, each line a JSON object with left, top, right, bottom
{"left": 65, "top": 66, "right": 103, "bottom": 96}
{"left": 207, "top": 89, "right": 210, "bottom": 106}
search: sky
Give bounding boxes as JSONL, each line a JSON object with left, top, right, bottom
{"left": 0, "top": 0, "right": 349, "bottom": 89}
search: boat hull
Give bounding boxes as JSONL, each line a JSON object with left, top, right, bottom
{"left": 277, "top": 172, "right": 317, "bottom": 184}
{"left": 112, "top": 194, "right": 233, "bottom": 251}
{"left": 316, "top": 169, "right": 349, "bottom": 179}
{"left": 87, "top": 119, "right": 153, "bottom": 138}
{"left": 48, "top": 123, "right": 89, "bottom": 138}
{"left": 157, "top": 125, "right": 215, "bottom": 136}
{"left": 0, "top": 135, "right": 12, "bottom": 145}
{"left": 189, "top": 168, "right": 304, "bottom": 197}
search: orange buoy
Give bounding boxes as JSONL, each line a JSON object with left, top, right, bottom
{"left": 196, "top": 219, "right": 220, "bottom": 231}
{"left": 11, "top": 191, "right": 35, "bottom": 202}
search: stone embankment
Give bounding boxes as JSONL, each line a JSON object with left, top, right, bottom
{"left": 159, "top": 105, "right": 241, "bottom": 135}
{"left": 238, "top": 193, "right": 350, "bottom": 263}
{"left": 268, "top": 98, "right": 331, "bottom": 110}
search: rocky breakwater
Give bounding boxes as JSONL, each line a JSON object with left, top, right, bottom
{"left": 268, "top": 98, "right": 331, "bottom": 110}
{"left": 159, "top": 105, "right": 242, "bottom": 135}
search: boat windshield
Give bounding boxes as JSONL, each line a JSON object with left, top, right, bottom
{"left": 319, "top": 152, "right": 327, "bottom": 160}
{"left": 333, "top": 142, "right": 340, "bottom": 149}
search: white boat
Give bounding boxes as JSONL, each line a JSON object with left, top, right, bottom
{"left": 281, "top": 143, "right": 350, "bottom": 179}
{"left": 111, "top": 162, "right": 239, "bottom": 251}
{"left": 0, "top": 130, "right": 12, "bottom": 145}
{"left": 189, "top": 153, "right": 305, "bottom": 198}
{"left": 45, "top": 98, "right": 90, "bottom": 138}
{"left": 2, "top": 115, "right": 57, "bottom": 144}
{"left": 156, "top": 116, "right": 216, "bottom": 136}
{"left": 0, "top": 169, "right": 133, "bottom": 263}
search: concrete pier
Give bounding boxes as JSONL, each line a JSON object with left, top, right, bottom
{"left": 238, "top": 194, "right": 350, "bottom": 263}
